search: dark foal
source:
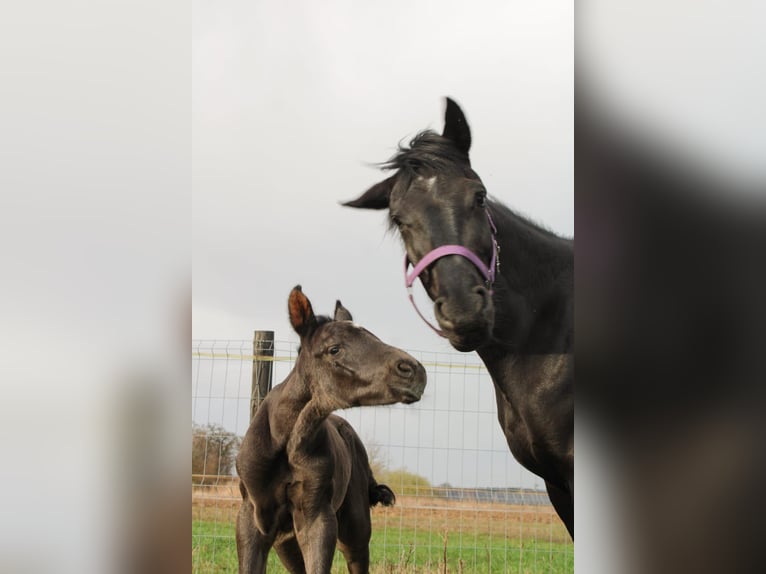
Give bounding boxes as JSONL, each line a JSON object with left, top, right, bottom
{"left": 344, "top": 99, "right": 574, "bottom": 538}
{"left": 236, "top": 286, "right": 427, "bottom": 574}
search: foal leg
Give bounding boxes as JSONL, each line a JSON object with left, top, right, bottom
{"left": 336, "top": 499, "right": 371, "bottom": 573}
{"left": 545, "top": 480, "right": 574, "bottom": 540}
{"left": 337, "top": 534, "right": 370, "bottom": 574}
{"left": 293, "top": 507, "right": 338, "bottom": 574}
{"left": 273, "top": 532, "right": 307, "bottom": 574}
{"left": 236, "top": 499, "right": 272, "bottom": 574}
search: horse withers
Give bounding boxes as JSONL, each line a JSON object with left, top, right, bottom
{"left": 344, "top": 99, "right": 574, "bottom": 538}
{"left": 236, "top": 286, "right": 427, "bottom": 573}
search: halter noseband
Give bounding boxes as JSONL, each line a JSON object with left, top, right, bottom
{"left": 404, "top": 209, "right": 500, "bottom": 337}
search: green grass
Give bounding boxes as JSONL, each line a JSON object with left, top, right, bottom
{"left": 192, "top": 520, "right": 573, "bottom": 573}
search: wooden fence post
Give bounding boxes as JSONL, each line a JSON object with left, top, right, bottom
{"left": 251, "top": 330, "right": 274, "bottom": 421}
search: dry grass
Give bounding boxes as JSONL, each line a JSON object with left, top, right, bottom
{"left": 192, "top": 479, "right": 570, "bottom": 544}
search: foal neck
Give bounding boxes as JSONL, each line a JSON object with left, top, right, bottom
{"left": 275, "top": 368, "right": 339, "bottom": 459}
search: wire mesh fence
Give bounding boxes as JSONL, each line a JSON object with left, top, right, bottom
{"left": 192, "top": 338, "right": 573, "bottom": 573}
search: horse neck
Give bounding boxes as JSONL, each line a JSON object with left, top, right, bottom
{"left": 492, "top": 204, "right": 571, "bottom": 295}
{"left": 481, "top": 204, "right": 573, "bottom": 361}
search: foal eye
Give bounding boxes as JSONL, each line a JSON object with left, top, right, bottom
{"left": 328, "top": 345, "right": 341, "bottom": 355}
{"left": 390, "top": 214, "right": 402, "bottom": 227}
{"left": 475, "top": 192, "right": 487, "bottom": 208}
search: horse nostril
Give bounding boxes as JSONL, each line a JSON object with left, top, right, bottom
{"left": 434, "top": 297, "right": 450, "bottom": 320}
{"left": 396, "top": 360, "right": 414, "bottom": 378}
{"left": 473, "top": 285, "right": 489, "bottom": 306}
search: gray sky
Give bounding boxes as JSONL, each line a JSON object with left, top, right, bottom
{"left": 192, "top": 0, "right": 573, "bottom": 488}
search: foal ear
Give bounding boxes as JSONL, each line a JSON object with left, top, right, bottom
{"left": 333, "top": 300, "right": 353, "bottom": 322}
{"left": 288, "top": 285, "right": 317, "bottom": 338}
{"left": 442, "top": 97, "right": 472, "bottom": 156}
{"left": 342, "top": 174, "right": 397, "bottom": 210}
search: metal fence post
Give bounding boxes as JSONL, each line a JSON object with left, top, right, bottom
{"left": 251, "top": 330, "right": 274, "bottom": 421}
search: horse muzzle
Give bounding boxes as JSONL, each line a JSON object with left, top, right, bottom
{"left": 432, "top": 285, "right": 494, "bottom": 351}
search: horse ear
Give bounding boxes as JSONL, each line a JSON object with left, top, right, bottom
{"left": 288, "top": 285, "right": 316, "bottom": 338}
{"left": 442, "top": 97, "right": 472, "bottom": 156}
{"left": 334, "top": 300, "right": 353, "bottom": 322}
{"left": 342, "top": 174, "right": 397, "bottom": 210}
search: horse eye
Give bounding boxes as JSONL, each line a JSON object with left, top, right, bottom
{"left": 328, "top": 345, "right": 341, "bottom": 355}
{"left": 390, "top": 214, "right": 402, "bottom": 227}
{"left": 475, "top": 192, "right": 487, "bottom": 208}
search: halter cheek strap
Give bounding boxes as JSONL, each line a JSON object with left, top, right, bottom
{"left": 403, "top": 209, "right": 500, "bottom": 337}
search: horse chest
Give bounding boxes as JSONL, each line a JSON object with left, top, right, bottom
{"left": 489, "top": 359, "right": 573, "bottom": 482}
{"left": 493, "top": 391, "right": 541, "bottom": 470}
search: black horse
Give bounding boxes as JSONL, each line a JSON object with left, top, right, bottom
{"left": 236, "top": 286, "right": 427, "bottom": 573}
{"left": 344, "top": 98, "right": 574, "bottom": 538}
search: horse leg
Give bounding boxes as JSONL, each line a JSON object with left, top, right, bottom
{"left": 273, "top": 531, "right": 307, "bottom": 574}
{"left": 293, "top": 507, "right": 338, "bottom": 574}
{"left": 236, "top": 498, "right": 272, "bottom": 574}
{"left": 545, "top": 480, "right": 574, "bottom": 540}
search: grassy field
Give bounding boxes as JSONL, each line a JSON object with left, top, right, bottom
{"left": 193, "top": 520, "right": 573, "bottom": 573}
{"left": 192, "top": 482, "right": 573, "bottom": 573}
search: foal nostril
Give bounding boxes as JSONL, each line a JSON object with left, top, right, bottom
{"left": 396, "top": 360, "right": 415, "bottom": 378}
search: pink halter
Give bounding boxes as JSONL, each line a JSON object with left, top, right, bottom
{"left": 404, "top": 209, "right": 499, "bottom": 337}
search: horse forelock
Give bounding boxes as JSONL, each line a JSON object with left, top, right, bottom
{"left": 383, "top": 130, "right": 471, "bottom": 179}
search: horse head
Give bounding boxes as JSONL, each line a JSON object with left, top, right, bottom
{"left": 344, "top": 99, "right": 497, "bottom": 351}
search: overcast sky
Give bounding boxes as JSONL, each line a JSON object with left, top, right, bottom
{"left": 193, "top": 0, "right": 572, "bottom": 346}
{"left": 192, "top": 0, "right": 573, "bottom": 488}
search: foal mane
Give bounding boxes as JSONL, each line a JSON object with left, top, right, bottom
{"left": 295, "top": 315, "right": 333, "bottom": 355}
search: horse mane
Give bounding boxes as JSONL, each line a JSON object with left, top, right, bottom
{"left": 381, "top": 131, "right": 570, "bottom": 245}
{"left": 382, "top": 130, "right": 472, "bottom": 178}
{"left": 488, "top": 199, "right": 571, "bottom": 243}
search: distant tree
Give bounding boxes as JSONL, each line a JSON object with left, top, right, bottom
{"left": 366, "top": 443, "right": 387, "bottom": 478}
{"left": 364, "top": 443, "right": 431, "bottom": 496}
{"left": 192, "top": 423, "right": 240, "bottom": 485}
{"left": 378, "top": 468, "right": 432, "bottom": 496}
